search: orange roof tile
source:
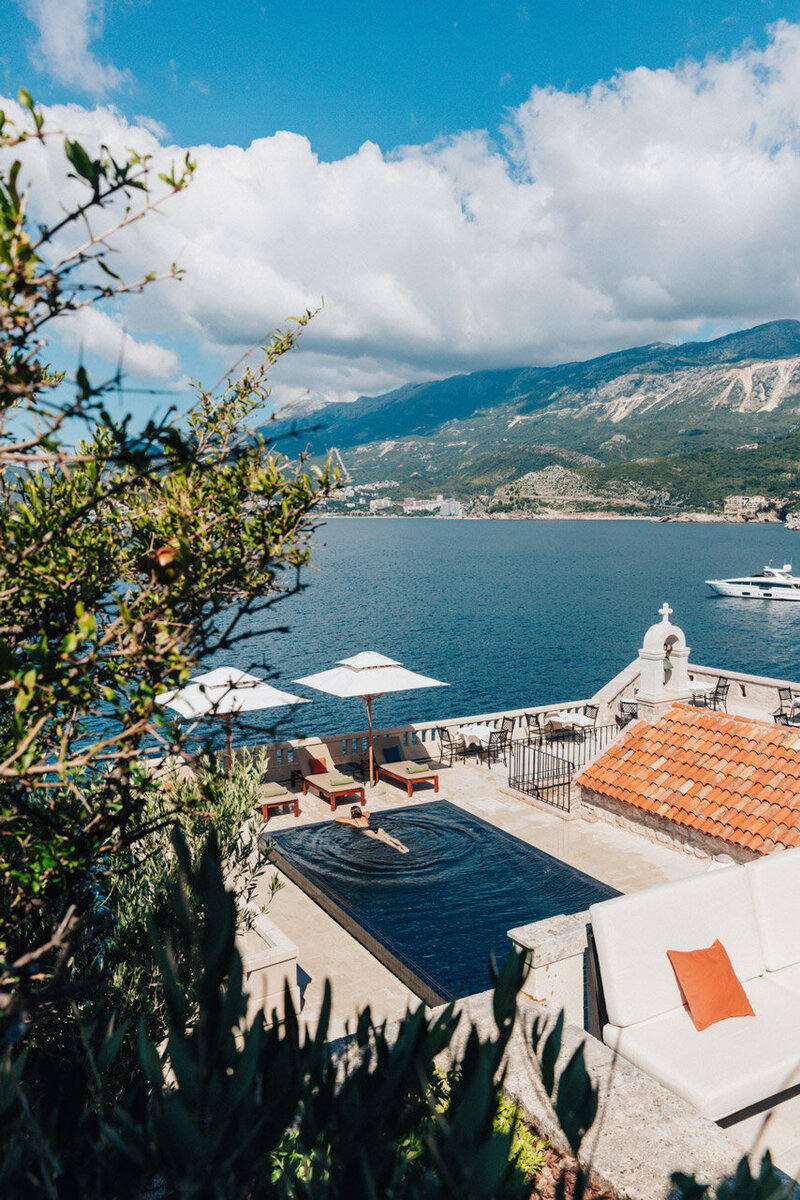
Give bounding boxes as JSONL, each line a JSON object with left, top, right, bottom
{"left": 577, "top": 704, "right": 800, "bottom": 854}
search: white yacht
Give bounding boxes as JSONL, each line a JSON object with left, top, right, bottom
{"left": 706, "top": 563, "right": 800, "bottom": 600}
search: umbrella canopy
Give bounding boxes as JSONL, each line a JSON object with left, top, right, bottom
{"left": 294, "top": 652, "right": 448, "bottom": 781}
{"left": 157, "top": 667, "right": 308, "bottom": 769}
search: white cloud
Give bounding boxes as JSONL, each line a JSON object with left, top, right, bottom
{"left": 60, "top": 308, "right": 180, "bottom": 381}
{"left": 7, "top": 21, "right": 800, "bottom": 407}
{"left": 134, "top": 114, "right": 170, "bottom": 141}
{"left": 20, "top": 0, "right": 129, "bottom": 96}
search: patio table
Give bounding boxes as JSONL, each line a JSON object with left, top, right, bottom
{"left": 458, "top": 723, "right": 493, "bottom": 749}
{"left": 689, "top": 681, "right": 715, "bottom": 704}
{"left": 547, "top": 711, "right": 594, "bottom": 731}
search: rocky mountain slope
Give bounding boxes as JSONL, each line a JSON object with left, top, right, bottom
{"left": 267, "top": 320, "right": 800, "bottom": 510}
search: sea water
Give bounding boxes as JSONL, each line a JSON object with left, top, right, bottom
{"left": 206, "top": 517, "right": 800, "bottom": 752}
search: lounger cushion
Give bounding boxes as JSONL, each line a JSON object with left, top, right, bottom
{"left": 666, "top": 940, "right": 754, "bottom": 1031}
{"left": 308, "top": 755, "right": 328, "bottom": 774}
{"left": 261, "top": 783, "right": 289, "bottom": 798}
{"left": 381, "top": 761, "right": 436, "bottom": 778}
{"left": 766, "top": 961, "right": 800, "bottom": 996}
{"left": 305, "top": 771, "right": 347, "bottom": 790}
{"left": 382, "top": 745, "right": 402, "bottom": 763}
{"left": 590, "top": 868, "right": 764, "bottom": 1028}
{"left": 746, "top": 847, "right": 800, "bottom": 971}
{"left": 603, "top": 977, "right": 800, "bottom": 1121}
{"left": 329, "top": 774, "right": 355, "bottom": 786}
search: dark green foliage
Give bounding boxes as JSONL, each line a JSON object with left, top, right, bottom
{"left": 0, "top": 92, "right": 331, "bottom": 1041}
{"left": 584, "top": 434, "right": 800, "bottom": 511}
{"left": 530, "top": 1011, "right": 598, "bottom": 1160}
{"left": 672, "top": 1151, "right": 794, "bottom": 1200}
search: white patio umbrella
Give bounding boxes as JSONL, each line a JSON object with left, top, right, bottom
{"left": 293, "top": 652, "right": 448, "bottom": 784}
{"left": 156, "top": 666, "right": 308, "bottom": 771}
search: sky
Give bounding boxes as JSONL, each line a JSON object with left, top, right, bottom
{"left": 4, "top": 0, "right": 800, "bottom": 423}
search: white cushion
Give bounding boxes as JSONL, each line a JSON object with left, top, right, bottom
{"left": 746, "top": 847, "right": 800, "bottom": 971}
{"left": 766, "top": 961, "right": 800, "bottom": 996}
{"left": 603, "top": 978, "right": 800, "bottom": 1121}
{"left": 590, "top": 867, "right": 764, "bottom": 1028}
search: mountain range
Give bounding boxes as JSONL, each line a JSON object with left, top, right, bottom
{"left": 267, "top": 320, "right": 800, "bottom": 513}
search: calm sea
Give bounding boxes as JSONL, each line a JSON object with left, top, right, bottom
{"left": 209, "top": 517, "right": 800, "bottom": 753}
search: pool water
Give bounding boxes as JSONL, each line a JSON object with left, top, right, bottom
{"left": 269, "top": 800, "right": 619, "bottom": 1004}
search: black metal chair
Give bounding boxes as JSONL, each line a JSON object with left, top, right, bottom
{"left": 436, "top": 726, "right": 464, "bottom": 766}
{"left": 579, "top": 703, "right": 599, "bottom": 742}
{"left": 775, "top": 712, "right": 790, "bottom": 726}
{"left": 708, "top": 678, "right": 730, "bottom": 711}
{"left": 524, "top": 711, "right": 544, "bottom": 744}
{"left": 501, "top": 715, "right": 515, "bottom": 738}
{"left": 616, "top": 699, "right": 638, "bottom": 728}
{"left": 778, "top": 687, "right": 795, "bottom": 715}
{"left": 484, "top": 728, "right": 510, "bottom": 768}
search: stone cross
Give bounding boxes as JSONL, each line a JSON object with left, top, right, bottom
{"left": 658, "top": 601, "right": 673, "bottom": 623}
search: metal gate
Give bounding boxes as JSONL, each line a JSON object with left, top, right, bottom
{"left": 507, "top": 741, "right": 575, "bottom": 812}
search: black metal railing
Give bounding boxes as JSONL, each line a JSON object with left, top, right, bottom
{"left": 533, "top": 723, "right": 618, "bottom": 771}
{"left": 508, "top": 742, "right": 575, "bottom": 811}
{"left": 508, "top": 724, "right": 619, "bottom": 811}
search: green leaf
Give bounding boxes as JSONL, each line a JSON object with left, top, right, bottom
{"left": 97, "top": 259, "right": 123, "bottom": 283}
{"left": 553, "top": 1042, "right": 598, "bottom": 1156}
{"left": 64, "top": 138, "right": 97, "bottom": 186}
{"left": 540, "top": 1010, "right": 563, "bottom": 1098}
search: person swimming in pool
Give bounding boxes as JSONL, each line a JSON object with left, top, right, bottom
{"left": 335, "top": 806, "right": 409, "bottom": 854}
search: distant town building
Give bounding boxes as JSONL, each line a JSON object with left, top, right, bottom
{"left": 369, "top": 498, "right": 393, "bottom": 512}
{"left": 402, "top": 497, "right": 441, "bottom": 513}
{"left": 402, "top": 495, "right": 462, "bottom": 516}
{"left": 724, "top": 495, "right": 769, "bottom": 515}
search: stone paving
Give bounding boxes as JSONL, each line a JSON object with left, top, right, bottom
{"left": 254, "top": 754, "right": 800, "bottom": 1179}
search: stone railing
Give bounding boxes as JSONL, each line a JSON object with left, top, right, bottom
{"left": 687, "top": 662, "right": 798, "bottom": 720}
{"left": 255, "top": 698, "right": 592, "bottom": 781}
{"left": 590, "top": 658, "right": 641, "bottom": 725}
{"left": 577, "top": 658, "right": 800, "bottom": 727}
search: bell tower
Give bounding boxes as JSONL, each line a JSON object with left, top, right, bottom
{"left": 635, "top": 602, "right": 691, "bottom": 722}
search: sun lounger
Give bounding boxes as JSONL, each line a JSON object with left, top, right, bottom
{"left": 374, "top": 737, "right": 440, "bottom": 797}
{"left": 294, "top": 745, "right": 365, "bottom": 811}
{"left": 259, "top": 779, "right": 299, "bottom": 823}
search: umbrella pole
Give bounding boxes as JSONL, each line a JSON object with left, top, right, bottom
{"left": 224, "top": 715, "right": 233, "bottom": 774}
{"left": 367, "top": 695, "right": 374, "bottom": 785}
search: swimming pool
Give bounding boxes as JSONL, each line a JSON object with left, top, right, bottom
{"left": 269, "top": 800, "right": 619, "bottom": 1004}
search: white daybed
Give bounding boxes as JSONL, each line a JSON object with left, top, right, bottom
{"left": 590, "top": 847, "right": 800, "bottom": 1121}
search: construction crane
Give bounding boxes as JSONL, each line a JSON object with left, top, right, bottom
{"left": 328, "top": 445, "right": 352, "bottom": 484}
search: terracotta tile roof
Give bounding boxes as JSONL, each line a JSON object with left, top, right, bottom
{"left": 577, "top": 704, "right": 800, "bottom": 854}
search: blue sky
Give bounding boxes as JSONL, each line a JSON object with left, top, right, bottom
{"left": 4, "top": 1, "right": 800, "bottom": 422}
{"left": 5, "top": 1, "right": 797, "bottom": 159}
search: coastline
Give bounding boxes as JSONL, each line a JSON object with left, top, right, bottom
{"left": 318, "top": 511, "right": 787, "bottom": 524}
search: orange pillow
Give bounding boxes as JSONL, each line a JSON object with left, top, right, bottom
{"left": 667, "top": 939, "right": 754, "bottom": 1031}
{"left": 308, "top": 755, "right": 328, "bottom": 775}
